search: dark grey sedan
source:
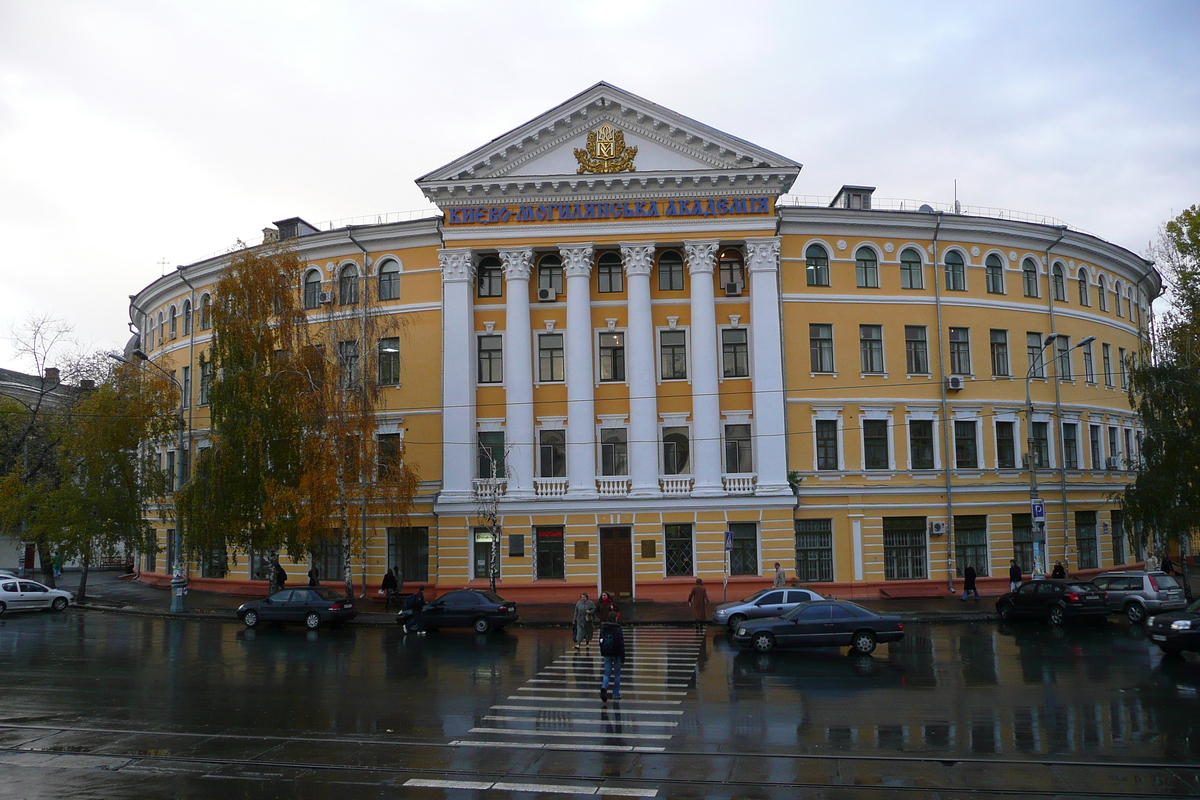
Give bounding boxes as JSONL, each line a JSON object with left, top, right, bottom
{"left": 732, "top": 600, "right": 904, "bottom": 655}
{"left": 238, "top": 587, "right": 357, "bottom": 630}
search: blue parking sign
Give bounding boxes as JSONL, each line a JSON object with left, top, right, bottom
{"left": 1031, "top": 500, "right": 1045, "bottom": 523}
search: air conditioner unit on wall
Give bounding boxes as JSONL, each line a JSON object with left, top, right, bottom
{"left": 725, "top": 282, "right": 743, "bottom": 297}
{"left": 1106, "top": 457, "right": 1120, "bottom": 470}
{"left": 318, "top": 291, "right": 334, "bottom": 304}
{"left": 946, "top": 375, "right": 965, "bottom": 391}
{"left": 930, "top": 521, "right": 947, "bottom": 536}
{"left": 537, "top": 288, "right": 557, "bottom": 302}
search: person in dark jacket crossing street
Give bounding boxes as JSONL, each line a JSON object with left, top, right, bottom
{"left": 960, "top": 563, "right": 980, "bottom": 601}
{"left": 598, "top": 612, "right": 625, "bottom": 702}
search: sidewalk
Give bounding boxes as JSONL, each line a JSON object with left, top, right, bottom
{"left": 55, "top": 570, "right": 999, "bottom": 626}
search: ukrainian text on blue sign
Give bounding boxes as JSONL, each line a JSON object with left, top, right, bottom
{"left": 446, "top": 196, "right": 772, "bottom": 226}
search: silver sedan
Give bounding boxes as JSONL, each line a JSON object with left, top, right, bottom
{"left": 0, "top": 578, "right": 73, "bottom": 616}
{"left": 712, "top": 587, "right": 826, "bottom": 628}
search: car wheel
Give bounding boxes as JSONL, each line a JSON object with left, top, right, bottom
{"left": 51, "top": 597, "right": 68, "bottom": 612}
{"left": 473, "top": 616, "right": 492, "bottom": 634}
{"left": 727, "top": 614, "right": 747, "bottom": 629}
{"left": 242, "top": 610, "right": 259, "bottom": 628}
{"left": 752, "top": 631, "right": 775, "bottom": 653}
{"left": 998, "top": 602, "right": 1014, "bottom": 621}
{"left": 1125, "top": 603, "right": 1146, "bottom": 624}
{"left": 305, "top": 612, "right": 321, "bottom": 630}
{"left": 1049, "top": 605, "right": 1065, "bottom": 626}
{"left": 0, "top": 601, "right": 6, "bottom": 616}
{"left": 851, "top": 630, "right": 877, "bottom": 655}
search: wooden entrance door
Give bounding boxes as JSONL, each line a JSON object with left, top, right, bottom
{"left": 599, "top": 527, "right": 633, "bottom": 598}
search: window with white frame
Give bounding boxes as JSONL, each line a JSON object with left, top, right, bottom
{"left": 1022, "top": 259, "right": 1039, "bottom": 297}
{"left": 1078, "top": 272, "right": 1090, "bottom": 306}
{"left": 600, "top": 428, "right": 628, "bottom": 476}
{"left": 378, "top": 337, "right": 400, "bottom": 386}
{"left": 900, "top": 248, "right": 924, "bottom": 289}
{"left": 722, "top": 328, "right": 749, "bottom": 378}
{"left": 816, "top": 419, "right": 839, "bottom": 471}
{"left": 810, "top": 324, "right": 835, "bottom": 373}
{"left": 1082, "top": 340, "right": 1095, "bottom": 383}
{"left": 338, "top": 265, "right": 360, "bottom": 305}
{"left": 855, "top": 247, "right": 879, "bottom": 288}
{"left": 949, "top": 328, "right": 971, "bottom": 375}
{"left": 539, "top": 333, "right": 564, "bottom": 382}
{"left": 1102, "top": 343, "right": 1113, "bottom": 387}
{"left": 860, "top": 325, "right": 884, "bottom": 373}
{"left": 1052, "top": 263, "right": 1067, "bottom": 302}
{"left": 660, "top": 330, "right": 687, "bottom": 380}
{"left": 538, "top": 254, "right": 563, "bottom": 295}
{"left": 478, "top": 334, "right": 503, "bottom": 384}
{"left": 182, "top": 300, "right": 192, "bottom": 335}
{"left": 724, "top": 424, "right": 752, "bottom": 474}
{"left": 1097, "top": 274, "right": 1109, "bottom": 311}
{"left": 539, "top": 429, "right": 566, "bottom": 478}
{"left": 657, "top": 250, "right": 684, "bottom": 291}
{"left": 598, "top": 332, "right": 625, "bottom": 382}
{"left": 905, "top": 326, "right": 929, "bottom": 374}
{"left": 1028, "top": 332, "right": 1047, "bottom": 379}
{"left": 863, "top": 419, "right": 889, "bottom": 470}
{"left": 995, "top": 420, "right": 1016, "bottom": 469}
{"left": 662, "top": 427, "right": 690, "bottom": 475}
{"left": 990, "top": 329, "right": 1010, "bottom": 377}
{"left": 985, "top": 254, "right": 1005, "bottom": 294}
{"left": 1062, "top": 423, "right": 1079, "bottom": 470}
{"left": 954, "top": 420, "right": 978, "bottom": 469}
{"left": 909, "top": 419, "right": 934, "bottom": 469}
{"left": 597, "top": 251, "right": 623, "bottom": 293}
{"left": 806, "top": 244, "right": 830, "bottom": 287}
{"left": 944, "top": 250, "right": 966, "bottom": 291}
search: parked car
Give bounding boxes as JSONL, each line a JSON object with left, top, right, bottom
{"left": 995, "top": 580, "right": 1110, "bottom": 625}
{"left": 1147, "top": 599, "right": 1200, "bottom": 655}
{"left": 1089, "top": 571, "right": 1187, "bottom": 623}
{"left": 0, "top": 569, "right": 18, "bottom": 578}
{"left": 712, "top": 587, "right": 826, "bottom": 628}
{"left": 0, "top": 578, "right": 73, "bottom": 616}
{"left": 237, "top": 587, "right": 357, "bottom": 630}
{"left": 732, "top": 600, "right": 904, "bottom": 655}
{"left": 399, "top": 589, "right": 517, "bottom": 633}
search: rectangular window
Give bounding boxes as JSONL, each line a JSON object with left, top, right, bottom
{"left": 1027, "top": 332, "right": 1046, "bottom": 379}
{"left": 473, "top": 528, "right": 496, "bottom": 579}
{"left": 377, "top": 432, "right": 402, "bottom": 481}
{"left": 905, "top": 326, "right": 929, "bottom": 374}
{"left": 477, "top": 431, "right": 505, "bottom": 479}
{"left": 658, "top": 256, "right": 684, "bottom": 291}
{"left": 538, "top": 264, "right": 564, "bottom": 294}
{"left": 662, "top": 427, "right": 690, "bottom": 475}
{"left": 806, "top": 250, "right": 830, "bottom": 286}
{"left": 539, "top": 333, "right": 564, "bottom": 382}
{"left": 1083, "top": 341, "right": 1095, "bottom": 383}
{"left": 600, "top": 428, "right": 628, "bottom": 476}
{"left": 166, "top": 450, "right": 176, "bottom": 485}
{"left": 1076, "top": 511, "right": 1098, "bottom": 570}
{"left": 597, "top": 262, "right": 623, "bottom": 293}
{"left": 863, "top": 419, "right": 889, "bottom": 470}
{"left": 337, "top": 340, "right": 360, "bottom": 389}
{"left": 379, "top": 265, "right": 400, "bottom": 301}
{"left": 378, "top": 337, "right": 400, "bottom": 386}
{"left": 1012, "top": 514, "right": 1034, "bottom": 573}
{"left": 986, "top": 261, "right": 1006, "bottom": 294}
{"left": 816, "top": 419, "right": 839, "bottom": 471}
{"left": 855, "top": 252, "right": 879, "bottom": 288}
{"left": 509, "top": 533, "right": 525, "bottom": 558}
{"left": 180, "top": 366, "right": 191, "bottom": 409}
{"left": 729, "top": 522, "right": 758, "bottom": 576}
{"left": 954, "top": 420, "right": 978, "bottom": 469}
{"left": 1062, "top": 423, "right": 1078, "bottom": 470}
{"left": 989, "top": 330, "right": 1010, "bottom": 377}
{"left": 900, "top": 256, "right": 923, "bottom": 289}
{"left": 883, "top": 517, "right": 927, "bottom": 580}
{"left": 954, "top": 515, "right": 988, "bottom": 577}
{"left": 1108, "top": 426, "right": 1120, "bottom": 468}
{"left": 199, "top": 361, "right": 211, "bottom": 405}
{"left": 1032, "top": 422, "right": 1049, "bottom": 468}
{"left": 534, "top": 527, "right": 565, "bottom": 580}
{"left": 1124, "top": 429, "right": 1133, "bottom": 470}
{"left": 539, "top": 429, "right": 566, "bottom": 478}
{"left": 722, "top": 328, "right": 749, "bottom": 378}
{"left": 795, "top": 519, "right": 833, "bottom": 582}
{"left": 664, "top": 524, "right": 693, "bottom": 576}
{"left": 1056, "top": 336, "right": 1072, "bottom": 381}
{"left": 859, "top": 325, "right": 884, "bottom": 373}
{"left": 200, "top": 546, "right": 227, "bottom": 579}
{"left": 1111, "top": 510, "right": 1126, "bottom": 565}
{"left": 909, "top": 419, "right": 934, "bottom": 469}
{"left": 477, "top": 264, "right": 502, "bottom": 297}
{"left": 1102, "top": 344, "right": 1113, "bottom": 387}
{"left": 313, "top": 539, "right": 343, "bottom": 582}
{"left": 598, "top": 332, "right": 625, "bottom": 382}
{"left": 478, "top": 335, "right": 503, "bottom": 384}
{"left": 660, "top": 330, "right": 687, "bottom": 380}
{"left": 949, "top": 327, "right": 971, "bottom": 375}
{"left": 1118, "top": 347, "right": 1128, "bottom": 389}
{"left": 996, "top": 421, "right": 1016, "bottom": 469}
{"left": 810, "top": 324, "right": 835, "bottom": 373}
{"left": 724, "top": 424, "right": 752, "bottom": 474}
{"left": 1090, "top": 424, "right": 1102, "bottom": 470}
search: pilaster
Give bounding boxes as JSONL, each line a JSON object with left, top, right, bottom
{"left": 620, "top": 242, "right": 660, "bottom": 498}
{"left": 560, "top": 243, "right": 598, "bottom": 498}
{"left": 684, "top": 240, "right": 724, "bottom": 497}
{"left": 438, "top": 248, "right": 476, "bottom": 502}
{"left": 746, "top": 236, "right": 791, "bottom": 496}
{"left": 499, "top": 247, "right": 535, "bottom": 499}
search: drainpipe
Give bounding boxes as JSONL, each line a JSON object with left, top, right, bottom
{"left": 346, "top": 227, "right": 372, "bottom": 600}
{"left": 1043, "top": 227, "right": 1068, "bottom": 570}
{"left": 930, "top": 214, "right": 954, "bottom": 592}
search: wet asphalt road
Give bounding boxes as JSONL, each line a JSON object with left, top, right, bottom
{"left": 2, "top": 609, "right": 1200, "bottom": 799}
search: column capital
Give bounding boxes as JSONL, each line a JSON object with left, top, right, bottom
{"left": 619, "top": 242, "right": 656, "bottom": 277}
{"left": 438, "top": 248, "right": 474, "bottom": 283}
{"left": 559, "top": 243, "right": 595, "bottom": 278}
{"left": 684, "top": 240, "right": 719, "bottom": 275}
{"left": 745, "top": 237, "right": 782, "bottom": 273}
{"left": 497, "top": 247, "right": 534, "bottom": 282}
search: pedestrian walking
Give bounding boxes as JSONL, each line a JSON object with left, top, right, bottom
{"left": 573, "top": 592, "right": 596, "bottom": 649}
{"left": 403, "top": 585, "right": 426, "bottom": 634}
{"left": 598, "top": 591, "right": 620, "bottom": 622}
{"left": 51, "top": 553, "right": 63, "bottom": 579}
{"left": 598, "top": 611, "right": 625, "bottom": 702}
{"left": 307, "top": 565, "right": 320, "bottom": 587}
{"left": 381, "top": 567, "right": 398, "bottom": 611}
{"left": 273, "top": 561, "right": 287, "bottom": 591}
{"left": 1162, "top": 552, "right": 1175, "bottom": 576}
{"left": 687, "top": 578, "right": 709, "bottom": 632}
{"left": 1051, "top": 561, "right": 1067, "bottom": 579}
{"left": 961, "top": 563, "right": 980, "bottom": 601}
{"left": 1008, "top": 559, "right": 1022, "bottom": 592}
{"left": 773, "top": 562, "right": 785, "bottom": 588}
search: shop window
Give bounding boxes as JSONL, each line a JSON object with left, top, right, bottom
{"left": 535, "top": 527, "right": 565, "bottom": 580}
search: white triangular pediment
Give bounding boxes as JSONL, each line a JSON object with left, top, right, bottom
{"left": 416, "top": 82, "right": 800, "bottom": 205}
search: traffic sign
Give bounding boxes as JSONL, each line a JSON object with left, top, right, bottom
{"left": 724, "top": 530, "right": 733, "bottom": 551}
{"left": 1031, "top": 500, "right": 1046, "bottom": 523}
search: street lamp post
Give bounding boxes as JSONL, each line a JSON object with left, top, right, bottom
{"left": 110, "top": 349, "right": 189, "bottom": 612}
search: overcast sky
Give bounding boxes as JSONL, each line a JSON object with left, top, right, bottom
{"left": 2, "top": 0, "right": 1197, "bottom": 372}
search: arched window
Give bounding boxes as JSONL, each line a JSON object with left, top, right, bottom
{"left": 855, "top": 246, "right": 878, "bottom": 288}
{"left": 657, "top": 251, "right": 684, "bottom": 291}
{"left": 1052, "top": 263, "right": 1067, "bottom": 302}
{"left": 169, "top": 306, "right": 177, "bottom": 339}
{"left": 145, "top": 317, "right": 154, "bottom": 350}
{"left": 158, "top": 312, "right": 165, "bottom": 345}
{"left": 1022, "top": 259, "right": 1040, "bottom": 298}
{"left": 944, "top": 250, "right": 965, "bottom": 291}
{"left": 303, "top": 270, "right": 323, "bottom": 309}
{"left": 718, "top": 248, "right": 745, "bottom": 293}
{"left": 378, "top": 259, "right": 400, "bottom": 301}
{"left": 538, "top": 254, "right": 563, "bottom": 295}
{"left": 338, "top": 264, "right": 360, "bottom": 306}
{"left": 1077, "top": 271, "right": 1090, "bottom": 306}
{"left": 1097, "top": 274, "right": 1108, "bottom": 311}
{"left": 900, "top": 248, "right": 924, "bottom": 289}
{"left": 182, "top": 300, "right": 192, "bottom": 335}
{"left": 1114, "top": 280, "right": 1124, "bottom": 317}
{"left": 475, "top": 255, "right": 501, "bottom": 298}
{"left": 597, "top": 251, "right": 623, "bottom": 293}
{"left": 805, "top": 244, "right": 830, "bottom": 287}
{"left": 199, "top": 294, "right": 212, "bottom": 330}
{"left": 985, "top": 254, "right": 1005, "bottom": 294}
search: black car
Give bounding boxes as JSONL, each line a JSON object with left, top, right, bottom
{"left": 238, "top": 587, "right": 357, "bottom": 630}
{"left": 400, "top": 589, "right": 517, "bottom": 633}
{"left": 731, "top": 600, "right": 904, "bottom": 655}
{"left": 1147, "top": 599, "right": 1200, "bottom": 655}
{"left": 995, "top": 580, "right": 1110, "bottom": 625}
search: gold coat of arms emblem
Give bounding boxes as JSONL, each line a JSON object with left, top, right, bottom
{"left": 575, "top": 124, "right": 637, "bottom": 174}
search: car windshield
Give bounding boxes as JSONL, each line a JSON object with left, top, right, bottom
{"left": 1156, "top": 575, "right": 1180, "bottom": 590}
{"left": 739, "top": 589, "right": 772, "bottom": 603}
{"left": 310, "top": 587, "right": 346, "bottom": 601}
{"left": 477, "top": 591, "right": 507, "bottom": 603}
{"left": 781, "top": 601, "right": 817, "bottom": 620}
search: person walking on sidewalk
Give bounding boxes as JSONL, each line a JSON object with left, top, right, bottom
{"left": 687, "top": 578, "right": 709, "bottom": 632}
{"left": 1008, "top": 559, "right": 1023, "bottom": 592}
{"left": 381, "top": 567, "right": 398, "bottom": 611}
{"left": 1162, "top": 551, "right": 1175, "bottom": 577}
{"left": 1051, "top": 561, "right": 1067, "bottom": 579}
{"left": 961, "top": 563, "right": 980, "bottom": 601}
{"left": 307, "top": 565, "right": 320, "bottom": 587}
{"left": 598, "top": 591, "right": 620, "bottom": 622}
{"left": 573, "top": 593, "right": 596, "bottom": 649}
{"left": 599, "top": 611, "right": 625, "bottom": 702}
{"left": 773, "top": 562, "right": 786, "bottom": 588}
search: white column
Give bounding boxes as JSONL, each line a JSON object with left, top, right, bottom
{"left": 746, "top": 236, "right": 791, "bottom": 496}
{"left": 438, "top": 248, "right": 475, "bottom": 502}
{"left": 499, "top": 247, "right": 535, "bottom": 500}
{"left": 620, "top": 242, "right": 660, "bottom": 498}
{"left": 684, "top": 240, "right": 724, "bottom": 497}
{"left": 560, "top": 243, "right": 597, "bottom": 498}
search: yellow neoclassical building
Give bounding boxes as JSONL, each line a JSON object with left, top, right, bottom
{"left": 128, "top": 83, "right": 1155, "bottom": 602}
